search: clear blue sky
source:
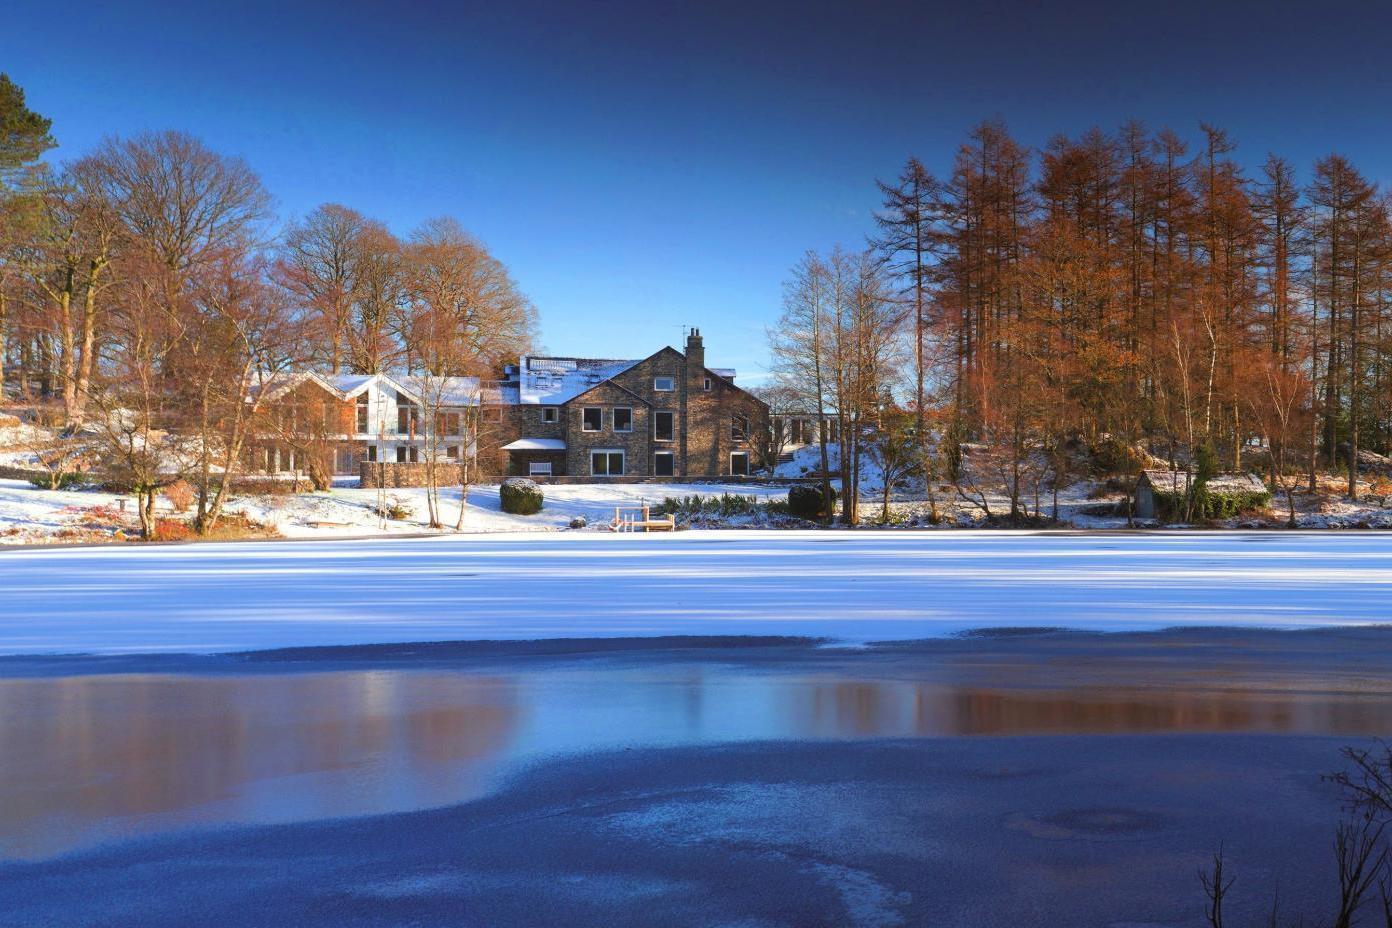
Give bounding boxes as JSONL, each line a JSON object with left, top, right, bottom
{"left": 5, "top": 0, "right": 1392, "bottom": 382}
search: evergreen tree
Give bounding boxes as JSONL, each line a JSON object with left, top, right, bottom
{"left": 0, "top": 74, "right": 55, "bottom": 175}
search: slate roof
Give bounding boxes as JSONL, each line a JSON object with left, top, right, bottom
{"left": 516, "top": 356, "right": 642, "bottom": 405}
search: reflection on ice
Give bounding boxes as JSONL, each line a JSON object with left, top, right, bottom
{"left": 3, "top": 660, "right": 1391, "bottom": 859}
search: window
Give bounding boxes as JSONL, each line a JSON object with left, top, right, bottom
{"left": 613, "top": 407, "right": 633, "bottom": 432}
{"left": 437, "top": 411, "right": 462, "bottom": 436}
{"left": 395, "top": 446, "right": 408, "bottom": 463}
{"left": 654, "top": 451, "right": 675, "bottom": 476}
{"left": 731, "top": 414, "right": 749, "bottom": 442}
{"left": 446, "top": 445, "right": 459, "bottom": 460}
{"left": 590, "top": 450, "right": 624, "bottom": 476}
{"left": 730, "top": 451, "right": 749, "bottom": 477}
{"left": 397, "top": 405, "right": 419, "bottom": 437}
{"left": 484, "top": 407, "right": 502, "bottom": 424}
{"left": 356, "top": 395, "right": 369, "bottom": 433}
{"left": 582, "top": 407, "right": 603, "bottom": 431}
{"left": 654, "top": 376, "right": 674, "bottom": 392}
{"left": 409, "top": 446, "right": 419, "bottom": 463}
{"left": 654, "top": 410, "right": 675, "bottom": 442}
{"left": 529, "top": 461, "right": 552, "bottom": 476}
{"left": 542, "top": 407, "right": 558, "bottom": 424}
{"left": 367, "top": 445, "right": 377, "bottom": 463}
{"left": 703, "top": 377, "right": 712, "bottom": 391}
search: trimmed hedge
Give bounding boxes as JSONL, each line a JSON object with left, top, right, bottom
{"left": 788, "top": 484, "right": 836, "bottom": 521}
{"left": 500, "top": 477, "right": 544, "bottom": 515}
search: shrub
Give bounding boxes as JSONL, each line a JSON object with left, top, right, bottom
{"left": 29, "top": 471, "right": 86, "bottom": 490}
{"left": 164, "top": 479, "right": 195, "bottom": 513}
{"left": 500, "top": 478, "right": 543, "bottom": 515}
{"left": 372, "top": 495, "right": 413, "bottom": 521}
{"left": 656, "top": 493, "right": 760, "bottom": 519}
{"left": 153, "top": 518, "right": 193, "bottom": 542}
{"left": 788, "top": 484, "right": 836, "bottom": 521}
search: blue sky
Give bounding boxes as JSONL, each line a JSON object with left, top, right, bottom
{"left": 5, "top": 0, "right": 1392, "bottom": 382}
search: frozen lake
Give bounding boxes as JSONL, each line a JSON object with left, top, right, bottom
{"left": 2, "top": 530, "right": 1392, "bottom": 654}
{"left": 4, "top": 629, "right": 1392, "bottom": 924}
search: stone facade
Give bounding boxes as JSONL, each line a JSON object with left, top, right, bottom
{"left": 494, "top": 332, "right": 768, "bottom": 479}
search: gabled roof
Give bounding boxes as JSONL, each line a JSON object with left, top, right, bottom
{"left": 1139, "top": 469, "right": 1267, "bottom": 495}
{"left": 567, "top": 375, "right": 651, "bottom": 407}
{"left": 250, "top": 371, "right": 481, "bottom": 406}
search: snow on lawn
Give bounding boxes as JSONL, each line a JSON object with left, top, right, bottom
{"left": 0, "top": 478, "right": 795, "bottom": 544}
{"left": 2, "top": 531, "right": 1392, "bottom": 654}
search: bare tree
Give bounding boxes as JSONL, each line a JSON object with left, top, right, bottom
{"left": 769, "top": 252, "right": 836, "bottom": 523}
{"left": 278, "top": 204, "right": 378, "bottom": 373}
{"left": 400, "top": 217, "right": 535, "bottom": 527}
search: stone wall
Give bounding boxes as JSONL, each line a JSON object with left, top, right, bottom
{"left": 0, "top": 463, "right": 45, "bottom": 481}
{"left": 563, "top": 379, "right": 653, "bottom": 477}
{"left": 359, "top": 461, "right": 470, "bottom": 489}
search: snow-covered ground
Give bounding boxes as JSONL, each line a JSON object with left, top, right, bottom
{"left": 0, "top": 478, "right": 794, "bottom": 544}
{"left": 2, "top": 531, "right": 1391, "bottom": 654}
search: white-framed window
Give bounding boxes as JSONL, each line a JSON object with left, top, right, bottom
{"left": 613, "top": 407, "right": 633, "bottom": 432}
{"left": 729, "top": 451, "right": 749, "bottom": 477}
{"left": 446, "top": 445, "right": 460, "bottom": 460}
{"left": 591, "top": 449, "right": 624, "bottom": 476}
{"left": 529, "top": 461, "right": 552, "bottom": 476}
{"left": 654, "top": 451, "right": 675, "bottom": 476}
{"left": 703, "top": 376, "right": 712, "bottom": 391}
{"left": 366, "top": 445, "right": 378, "bottom": 463}
{"left": 542, "top": 407, "right": 558, "bottom": 424}
{"left": 582, "top": 407, "right": 602, "bottom": 431}
{"left": 654, "top": 410, "right": 675, "bottom": 442}
{"left": 654, "top": 376, "right": 675, "bottom": 392}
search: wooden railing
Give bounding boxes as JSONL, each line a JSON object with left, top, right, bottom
{"left": 610, "top": 505, "right": 676, "bottom": 533}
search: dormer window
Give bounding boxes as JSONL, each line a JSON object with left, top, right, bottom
{"left": 654, "top": 376, "right": 674, "bottom": 392}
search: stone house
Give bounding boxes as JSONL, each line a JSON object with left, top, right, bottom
{"left": 248, "top": 329, "right": 769, "bottom": 482}
{"left": 491, "top": 330, "right": 770, "bottom": 478}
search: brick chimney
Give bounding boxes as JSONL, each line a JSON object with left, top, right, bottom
{"left": 685, "top": 327, "right": 704, "bottom": 378}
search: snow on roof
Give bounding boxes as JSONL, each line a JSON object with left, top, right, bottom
{"left": 500, "top": 437, "right": 567, "bottom": 451}
{"left": 482, "top": 382, "right": 519, "bottom": 406}
{"left": 515, "top": 356, "right": 640, "bottom": 405}
{"left": 1139, "top": 470, "right": 1267, "bottom": 495}
{"left": 320, "top": 374, "right": 377, "bottom": 396}
{"left": 392, "top": 375, "right": 481, "bottom": 406}
{"left": 711, "top": 368, "right": 736, "bottom": 380}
